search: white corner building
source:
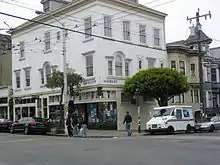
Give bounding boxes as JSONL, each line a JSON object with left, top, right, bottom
{"left": 11, "top": 0, "right": 167, "bottom": 130}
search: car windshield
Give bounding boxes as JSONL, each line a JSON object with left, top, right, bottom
{"left": 152, "top": 108, "right": 174, "bottom": 117}
{"left": 0, "top": 119, "right": 5, "bottom": 122}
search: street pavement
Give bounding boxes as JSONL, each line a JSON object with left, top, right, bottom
{"left": 0, "top": 132, "right": 220, "bottom": 165}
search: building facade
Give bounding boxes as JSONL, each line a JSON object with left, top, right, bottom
{"left": 204, "top": 47, "right": 220, "bottom": 116}
{"left": 0, "top": 34, "right": 12, "bottom": 120}
{"left": 167, "top": 25, "right": 212, "bottom": 111}
{"left": 11, "top": 0, "right": 167, "bottom": 130}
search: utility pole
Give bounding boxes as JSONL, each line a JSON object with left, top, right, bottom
{"left": 135, "top": 82, "right": 141, "bottom": 133}
{"left": 187, "top": 9, "right": 211, "bottom": 114}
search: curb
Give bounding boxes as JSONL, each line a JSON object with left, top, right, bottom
{"left": 46, "top": 133, "right": 119, "bottom": 139}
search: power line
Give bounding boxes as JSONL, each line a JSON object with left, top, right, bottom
{"left": 0, "top": 12, "right": 165, "bottom": 51}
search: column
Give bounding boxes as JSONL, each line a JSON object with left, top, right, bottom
{"left": 20, "top": 106, "right": 23, "bottom": 118}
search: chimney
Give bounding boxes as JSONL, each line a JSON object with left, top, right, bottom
{"left": 189, "top": 25, "right": 195, "bottom": 36}
{"left": 41, "top": 0, "right": 70, "bottom": 13}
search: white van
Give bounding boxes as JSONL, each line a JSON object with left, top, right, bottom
{"left": 146, "top": 105, "right": 195, "bottom": 134}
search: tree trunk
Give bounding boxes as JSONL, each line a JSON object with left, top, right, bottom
{"left": 157, "top": 98, "right": 168, "bottom": 107}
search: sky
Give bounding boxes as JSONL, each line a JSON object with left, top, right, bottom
{"left": 0, "top": 0, "right": 219, "bottom": 47}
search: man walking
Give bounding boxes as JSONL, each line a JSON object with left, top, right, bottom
{"left": 123, "top": 111, "right": 132, "bottom": 136}
{"left": 66, "top": 115, "right": 73, "bottom": 137}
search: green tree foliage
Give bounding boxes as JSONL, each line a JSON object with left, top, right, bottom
{"left": 46, "top": 71, "right": 84, "bottom": 129}
{"left": 124, "top": 68, "right": 190, "bottom": 106}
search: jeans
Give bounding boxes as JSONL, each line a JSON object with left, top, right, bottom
{"left": 67, "top": 125, "right": 73, "bottom": 137}
{"left": 125, "top": 122, "right": 132, "bottom": 136}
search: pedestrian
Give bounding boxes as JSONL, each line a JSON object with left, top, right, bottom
{"left": 80, "top": 120, "right": 88, "bottom": 138}
{"left": 66, "top": 115, "right": 73, "bottom": 138}
{"left": 123, "top": 111, "right": 132, "bottom": 136}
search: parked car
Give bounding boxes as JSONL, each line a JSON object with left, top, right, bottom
{"left": 10, "top": 117, "right": 51, "bottom": 135}
{"left": 195, "top": 116, "right": 220, "bottom": 132}
{"left": 0, "top": 119, "right": 13, "bottom": 132}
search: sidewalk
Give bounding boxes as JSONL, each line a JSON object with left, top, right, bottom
{"left": 47, "top": 130, "right": 144, "bottom": 138}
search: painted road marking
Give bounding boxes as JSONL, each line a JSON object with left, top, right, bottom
{"left": 0, "top": 137, "right": 50, "bottom": 144}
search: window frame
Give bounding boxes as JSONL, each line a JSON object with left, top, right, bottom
{"left": 19, "top": 41, "right": 25, "bottom": 58}
{"left": 179, "top": 61, "right": 185, "bottom": 75}
{"left": 115, "top": 55, "right": 123, "bottom": 76}
{"left": 104, "top": 15, "right": 112, "bottom": 37}
{"left": 15, "top": 70, "right": 21, "bottom": 89}
{"left": 24, "top": 68, "right": 31, "bottom": 87}
{"left": 44, "top": 31, "right": 51, "bottom": 51}
{"left": 171, "top": 60, "right": 176, "bottom": 69}
{"left": 84, "top": 17, "right": 92, "bottom": 39}
{"left": 107, "top": 60, "right": 113, "bottom": 76}
{"left": 125, "top": 61, "right": 129, "bottom": 77}
{"left": 123, "top": 20, "right": 131, "bottom": 41}
{"left": 139, "top": 24, "right": 146, "bottom": 44}
{"left": 85, "top": 55, "right": 93, "bottom": 77}
{"left": 147, "top": 58, "right": 156, "bottom": 69}
{"left": 190, "top": 63, "right": 196, "bottom": 77}
{"left": 153, "top": 28, "right": 160, "bottom": 46}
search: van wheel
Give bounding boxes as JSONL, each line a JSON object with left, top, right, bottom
{"left": 168, "top": 126, "right": 174, "bottom": 135}
{"left": 186, "top": 125, "right": 192, "bottom": 133}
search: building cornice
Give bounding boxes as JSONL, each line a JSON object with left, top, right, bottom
{"left": 10, "top": 0, "right": 167, "bottom": 36}
{"left": 167, "top": 45, "right": 206, "bottom": 57}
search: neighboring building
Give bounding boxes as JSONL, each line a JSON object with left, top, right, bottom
{"left": 204, "top": 47, "right": 220, "bottom": 116}
{"left": 10, "top": 0, "right": 167, "bottom": 130}
{"left": 0, "top": 34, "right": 12, "bottom": 120}
{"left": 167, "top": 25, "right": 212, "bottom": 111}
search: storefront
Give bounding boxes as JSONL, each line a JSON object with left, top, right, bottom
{"left": 75, "top": 102, "right": 117, "bottom": 130}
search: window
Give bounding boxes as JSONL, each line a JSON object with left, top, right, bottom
{"left": 39, "top": 69, "right": 44, "bottom": 84}
{"left": 194, "top": 89, "right": 199, "bottom": 103}
{"left": 190, "top": 63, "right": 195, "bottom": 77}
{"left": 15, "top": 71, "right": 20, "bottom": 89}
{"left": 181, "top": 94, "right": 185, "bottom": 103}
{"left": 84, "top": 17, "right": 92, "bottom": 38}
{"left": 139, "top": 25, "right": 146, "bottom": 44}
{"left": 19, "top": 41, "right": 25, "bottom": 58}
{"left": 104, "top": 16, "right": 112, "bottom": 37}
{"left": 125, "top": 61, "right": 129, "bottom": 77}
{"left": 45, "top": 32, "right": 51, "bottom": 51}
{"left": 24, "top": 69, "right": 31, "bottom": 87}
{"left": 115, "top": 55, "right": 123, "bottom": 76}
{"left": 176, "top": 109, "right": 182, "bottom": 119}
{"left": 52, "top": 66, "right": 57, "bottom": 73}
{"left": 183, "top": 109, "right": 190, "bottom": 117}
{"left": 179, "top": 61, "right": 185, "bottom": 75}
{"left": 148, "top": 58, "right": 156, "bottom": 69}
{"left": 45, "top": 64, "right": 51, "bottom": 83}
{"left": 191, "top": 90, "right": 194, "bottom": 103}
{"left": 138, "top": 60, "right": 142, "bottom": 70}
{"left": 108, "top": 60, "right": 113, "bottom": 76}
{"left": 57, "top": 31, "right": 61, "bottom": 41}
{"left": 211, "top": 68, "right": 217, "bottom": 82}
{"left": 86, "top": 55, "right": 93, "bottom": 77}
{"left": 161, "top": 63, "right": 164, "bottom": 68}
{"left": 123, "top": 21, "right": 130, "bottom": 41}
{"left": 171, "top": 60, "right": 176, "bottom": 69}
{"left": 153, "top": 28, "right": 160, "bottom": 46}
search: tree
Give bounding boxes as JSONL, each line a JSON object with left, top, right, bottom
{"left": 124, "top": 68, "right": 190, "bottom": 107}
{"left": 46, "top": 71, "right": 84, "bottom": 129}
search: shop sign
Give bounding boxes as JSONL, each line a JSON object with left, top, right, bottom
{"left": 83, "top": 79, "right": 96, "bottom": 85}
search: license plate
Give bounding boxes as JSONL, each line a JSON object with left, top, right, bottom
{"left": 152, "top": 124, "right": 157, "bottom": 128}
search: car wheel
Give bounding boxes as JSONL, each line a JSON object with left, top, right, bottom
{"left": 209, "top": 125, "right": 215, "bottom": 132}
{"left": 24, "top": 127, "right": 29, "bottom": 135}
{"left": 168, "top": 126, "right": 174, "bottom": 135}
{"left": 10, "top": 126, "right": 14, "bottom": 134}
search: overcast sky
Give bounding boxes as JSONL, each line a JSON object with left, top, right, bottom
{"left": 0, "top": 0, "right": 219, "bottom": 47}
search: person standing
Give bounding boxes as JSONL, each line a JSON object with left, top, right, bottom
{"left": 66, "top": 115, "right": 73, "bottom": 137}
{"left": 123, "top": 111, "right": 132, "bottom": 136}
{"left": 72, "top": 112, "right": 78, "bottom": 135}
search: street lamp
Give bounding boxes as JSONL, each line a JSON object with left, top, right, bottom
{"left": 35, "top": 10, "right": 68, "bottom": 133}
